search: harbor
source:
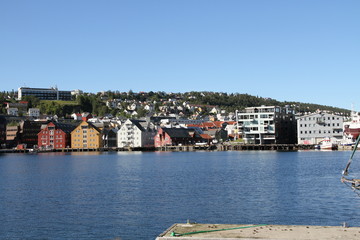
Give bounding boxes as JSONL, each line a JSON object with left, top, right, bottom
{"left": 0, "top": 150, "right": 359, "bottom": 239}
{"left": 0, "top": 143, "right": 320, "bottom": 154}
{"left": 156, "top": 222, "right": 360, "bottom": 240}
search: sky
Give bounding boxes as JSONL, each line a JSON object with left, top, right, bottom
{"left": 1, "top": 0, "right": 359, "bottom": 110}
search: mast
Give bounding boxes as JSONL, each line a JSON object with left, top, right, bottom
{"left": 343, "top": 135, "right": 360, "bottom": 176}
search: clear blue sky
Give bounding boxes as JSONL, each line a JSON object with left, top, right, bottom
{"left": 1, "top": 0, "right": 359, "bottom": 109}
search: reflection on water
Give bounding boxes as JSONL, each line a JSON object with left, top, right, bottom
{"left": 0, "top": 151, "right": 360, "bottom": 239}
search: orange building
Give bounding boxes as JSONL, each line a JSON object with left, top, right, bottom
{"left": 71, "top": 121, "right": 102, "bottom": 149}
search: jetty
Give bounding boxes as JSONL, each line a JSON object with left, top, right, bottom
{"left": 156, "top": 222, "right": 360, "bottom": 240}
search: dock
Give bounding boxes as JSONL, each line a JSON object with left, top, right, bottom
{"left": 156, "top": 223, "right": 360, "bottom": 240}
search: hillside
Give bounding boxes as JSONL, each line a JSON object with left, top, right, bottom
{"left": 0, "top": 90, "right": 351, "bottom": 117}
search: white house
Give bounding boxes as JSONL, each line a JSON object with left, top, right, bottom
{"left": 7, "top": 108, "right": 18, "bottom": 116}
{"left": 71, "top": 113, "right": 82, "bottom": 121}
{"left": 28, "top": 108, "right": 40, "bottom": 118}
{"left": 117, "top": 119, "right": 157, "bottom": 148}
{"left": 297, "top": 112, "right": 343, "bottom": 144}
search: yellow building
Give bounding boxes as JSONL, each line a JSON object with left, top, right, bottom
{"left": 71, "top": 121, "right": 102, "bottom": 149}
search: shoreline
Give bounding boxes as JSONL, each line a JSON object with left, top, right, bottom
{"left": 1, "top": 143, "right": 354, "bottom": 154}
{"left": 156, "top": 223, "right": 360, "bottom": 240}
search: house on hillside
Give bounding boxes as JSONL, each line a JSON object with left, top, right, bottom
{"left": 71, "top": 113, "right": 82, "bottom": 121}
{"left": 28, "top": 108, "right": 40, "bottom": 118}
{"left": 38, "top": 122, "right": 76, "bottom": 149}
{"left": 7, "top": 108, "right": 18, "bottom": 116}
{"left": 71, "top": 121, "right": 102, "bottom": 149}
{"left": 82, "top": 112, "right": 93, "bottom": 122}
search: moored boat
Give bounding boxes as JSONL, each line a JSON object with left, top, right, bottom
{"left": 319, "top": 138, "right": 337, "bottom": 150}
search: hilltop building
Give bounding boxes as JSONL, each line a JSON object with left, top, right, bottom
{"left": 18, "top": 87, "right": 72, "bottom": 101}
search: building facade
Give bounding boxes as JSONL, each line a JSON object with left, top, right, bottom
{"left": 236, "top": 105, "right": 297, "bottom": 144}
{"left": 18, "top": 87, "right": 72, "bottom": 101}
{"left": 0, "top": 115, "right": 6, "bottom": 147}
{"left": 71, "top": 121, "right": 102, "bottom": 149}
{"left": 19, "top": 120, "right": 49, "bottom": 148}
{"left": 297, "top": 112, "right": 343, "bottom": 144}
{"left": 28, "top": 108, "right": 40, "bottom": 118}
{"left": 7, "top": 108, "right": 18, "bottom": 116}
{"left": 102, "top": 128, "right": 118, "bottom": 148}
{"left": 117, "top": 119, "right": 156, "bottom": 148}
{"left": 38, "top": 122, "right": 75, "bottom": 149}
{"left": 154, "top": 127, "right": 205, "bottom": 147}
{"left": 6, "top": 125, "right": 20, "bottom": 148}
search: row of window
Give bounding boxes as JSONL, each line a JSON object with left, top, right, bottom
{"left": 73, "top": 143, "right": 98, "bottom": 147}
{"left": 73, "top": 138, "right": 98, "bottom": 142}
{"left": 300, "top": 123, "right": 340, "bottom": 127}
{"left": 42, "top": 130, "right": 63, "bottom": 134}
{"left": 41, "top": 139, "right": 63, "bottom": 143}
{"left": 300, "top": 116, "right": 340, "bottom": 121}
{"left": 299, "top": 130, "right": 342, "bottom": 134}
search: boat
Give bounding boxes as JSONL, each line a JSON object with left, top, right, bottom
{"left": 344, "top": 110, "right": 360, "bottom": 141}
{"left": 341, "top": 136, "right": 360, "bottom": 191}
{"left": 318, "top": 138, "right": 337, "bottom": 150}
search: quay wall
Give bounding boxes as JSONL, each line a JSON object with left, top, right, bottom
{"left": 0, "top": 144, "right": 317, "bottom": 154}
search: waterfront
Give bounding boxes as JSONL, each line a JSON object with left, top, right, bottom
{"left": 1, "top": 151, "right": 360, "bottom": 239}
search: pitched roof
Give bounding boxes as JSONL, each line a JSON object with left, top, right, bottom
{"left": 200, "top": 134, "right": 213, "bottom": 140}
{"left": 54, "top": 122, "right": 77, "bottom": 133}
{"left": 162, "top": 128, "right": 192, "bottom": 138}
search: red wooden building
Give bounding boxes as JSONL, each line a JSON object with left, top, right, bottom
{"left": 38, "top": 122, "right": 76, "bottom": 149}
{"left": 154, "top": 127, "right": 208, "bottom": 147}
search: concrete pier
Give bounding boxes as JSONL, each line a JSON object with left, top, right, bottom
{"left": 156, "top": 223, "right": 360, "bottom": 240}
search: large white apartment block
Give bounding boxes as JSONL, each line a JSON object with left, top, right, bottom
{"left": 297, "top": 112, "right": 343, "bottom": 144}
{"left": 117, "top": 119, "right": 157, "bottom": 148}
{"left": 236, "top": 105, "right": 297, "bottom": 144}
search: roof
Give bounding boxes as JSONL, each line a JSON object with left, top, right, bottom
{"left": 200, "top": 134, "right": 213, "bottom": 140}
{"left": 53, "top": 122, "right": 77, "bottom": 134}
{"left": 162, "top": 128, "right": 192, "bottom": 138}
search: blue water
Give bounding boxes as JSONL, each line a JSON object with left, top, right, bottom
{"left": 1, "top": 150, "right": 360, "bottom": 239}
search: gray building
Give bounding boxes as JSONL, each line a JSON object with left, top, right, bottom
{"left": 297, "top": 112, "right": 343, "bottom": 144}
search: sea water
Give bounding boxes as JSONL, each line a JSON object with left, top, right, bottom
{"left": 1, "top": 150, "right": 360, "bottom": 239}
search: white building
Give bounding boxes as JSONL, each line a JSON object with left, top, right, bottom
{"left": 28, "top": 108, "right": 40, "bottom": 118}
{"left": 117, "top": 119, "right": 157, "bottom": 148}
{"left": 236, "top": 105, "right": 297, "bottom": 144}
{"left": 297, "top": 112, "right": 343, "bottom": 144}
{"left": 7, "top": 108, "right": 18, "bottom": 116}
